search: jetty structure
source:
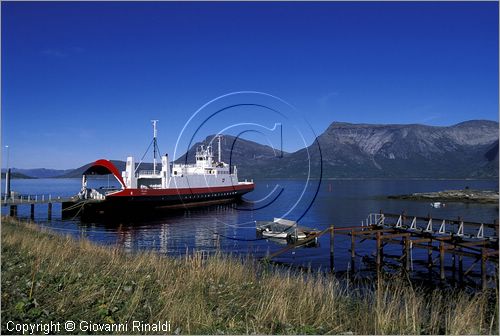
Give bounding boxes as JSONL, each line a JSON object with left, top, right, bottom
{"left": 265, "top": 211, "right": 498, "bottom": 290}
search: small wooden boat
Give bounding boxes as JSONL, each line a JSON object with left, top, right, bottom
{"left": 430, "top": 202, "right": 446, "bottom": 208}
{"left": 256, "top": 218, "right": 307, "bottom": 240}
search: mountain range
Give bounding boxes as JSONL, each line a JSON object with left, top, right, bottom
{"left": 5, "top": 168, "right": 73, "bottom": 179}
{"left": 299, "top": 120, "right": 499, "bottom": 178}
{"left": 5, "top": 120, "right": 499, "bottom": 179}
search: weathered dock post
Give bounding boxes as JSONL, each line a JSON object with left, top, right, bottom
{"left": 376, "top": 231, "right": 382, "bottom": 276}
{"left": 427, "top": 240, "right": 433, "bottom": 270}
{"left": 404, "top": 235, "right": 410, "bottom": 272}
{"left": 481, "top": 248, "right": 487, "bottom": 290}
{"left": 30, "top": 204, "right": 35, "bottom": 220}
{"left": 48, "top": 202, "right": 52, "bottom": 220}
{"left": 439, "top": 240, "right": 445, "bottom": 281}
{"left": 451, "top": 249, "right": 456, "bottom": 281}
{"left": 458, "top": 249, "right": 464, "bottom": 285}
{"left": 329, "top": 225, "right": 335, "bottom": 273}
{"left": 9, "top": 205, "right": 17, "bottom": 217}
{"left": 350, "top": 228, "right": 356, "bottom": 272}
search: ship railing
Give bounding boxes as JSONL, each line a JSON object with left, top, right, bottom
{"left": 137, "top": 170, "right": 162, "bottom": 176}
{"left": 172, "top": 164, "right": 197, "bottom": 168}
{"left": 2, "top": 193, "right": 65, "bottom": 204}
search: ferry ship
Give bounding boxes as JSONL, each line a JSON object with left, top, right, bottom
{"left": 62, "top": 121, "right": 254, "bottom": 217}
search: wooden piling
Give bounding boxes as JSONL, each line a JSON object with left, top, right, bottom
{"left": 9, "top": 205, "right": 17, "bottom": 217}
{"left": 439, "top": 240, "right": 445, "bottom": 281}
{"left": 458, "top": 249, "right": 464, "bottom": 285}
{"left": 376, "top": 231, "right": 382, "bottom": 276}
{"left": 425, "top": 240, "right": 432, "bottom": 281}
{"left": 48, "top": 203, "right": 52, "bottom": 220}
{"left": 329, "top": 225, "right": 334, "bottom": 273}
{"left": 351, "top": 229, "right": 356, "bottom": 272}
{"left": 427, "top": 240, "right": 433, "bottom": 266}
{"left": 380, "top": 234, "right": 384, "bottom": 260}
{"left": 30, "top": 204, "right": 35, "bottom": 219}
{"left": 451, "top": 249, "right": 456, "bottom": 281}
{"left": 404, "top": 236, "right": 410, "bottom": 271}
{"left": 481, "top": 248, "right": 487, "bottom": 290}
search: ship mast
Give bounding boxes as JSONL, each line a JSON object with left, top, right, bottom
{"left": 216, "top": 134, "right": 222, "bottom": 163}
{"left": 152, "top": 120, "right": 159, "bottom": 175}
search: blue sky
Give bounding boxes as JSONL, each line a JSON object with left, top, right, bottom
{"left": 2, "top": 1, "right": 498, "bottom": 169}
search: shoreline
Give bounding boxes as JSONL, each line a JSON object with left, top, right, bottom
{"left": 388, "top": 189, "right": 499, "bottom": 204}
{"left": 1, "top": 216, "right": 498, "bottom": 334}
{"left": 3, "top": 176, "right": 499, "bottom": 181}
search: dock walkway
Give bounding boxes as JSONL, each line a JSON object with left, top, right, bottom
{"left": 1, "top": 194, "right": 74, "bottom": 219}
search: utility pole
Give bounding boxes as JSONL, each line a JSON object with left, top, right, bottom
{"left": 4, "top": 145, "right": 9, "bottom": 201}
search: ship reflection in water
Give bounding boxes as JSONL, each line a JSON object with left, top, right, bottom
{"left": 79, "top": 203, "right": 245, "bottom": 255}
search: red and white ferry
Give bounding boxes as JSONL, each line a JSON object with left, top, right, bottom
{"left": 62, "top": 121, "right": 254, "bottom": 217}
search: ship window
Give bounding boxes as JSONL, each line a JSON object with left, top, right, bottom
{"left": 174, "top": 171, "right": 177, "bottom": 175}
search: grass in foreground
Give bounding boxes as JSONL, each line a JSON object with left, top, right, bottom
{"left": 1, "top": 217, "right": 498, "bottom": 334}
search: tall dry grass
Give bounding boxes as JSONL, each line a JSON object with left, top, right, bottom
{"left": 1, "top": 216, "right": 498, "bottom": 334}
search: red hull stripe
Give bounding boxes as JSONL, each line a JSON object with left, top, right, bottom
{"left": 109, "top": 183, "right": 254, "bottom": 197}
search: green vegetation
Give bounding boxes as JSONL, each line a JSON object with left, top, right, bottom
{"left": 388, "top": 189, "right": 499, "bottom": 204}
{"left": 1, "top": 217, "right": 498, "bottom": 334}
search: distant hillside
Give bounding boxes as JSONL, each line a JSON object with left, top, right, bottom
{"left": 8, "top": 168, "right": 73, "bottom": 178}
{"left": 50, "top": 120, "right": 500, "bottom": 179}
{"left": 285, "top": 120, "right": 499, "bottom": 178}
{"left": 58, "top": 161, "right": 155, "bottom": 178}
{"left": 1, "top": 171, "right": 35, "bottom": 179}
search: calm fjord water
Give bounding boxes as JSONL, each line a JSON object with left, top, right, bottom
{"left": 2, "top": 178, "right": 498, "bottom": 271}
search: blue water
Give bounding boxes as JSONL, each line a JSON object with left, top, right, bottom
{"left": 2, "top": 178, "right": 498, "bottom": 277}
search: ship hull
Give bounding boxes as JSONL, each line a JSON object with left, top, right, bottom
{"left": 62, "top": 183, "right": 254, "bottom": 219}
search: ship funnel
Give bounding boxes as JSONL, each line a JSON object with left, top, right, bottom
{"left": 161, "top": 154, "right": 170, "bottom": 188}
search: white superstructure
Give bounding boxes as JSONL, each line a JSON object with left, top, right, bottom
{"left": 121, "top": 122, "right": 251, "bottom": 190}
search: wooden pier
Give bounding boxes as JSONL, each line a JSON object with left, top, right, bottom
{"left": 264, "top": 211, "right": 499, "bottom": 290}
{"left": 1, "top": 194, "right": 73, "bottom": 220}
